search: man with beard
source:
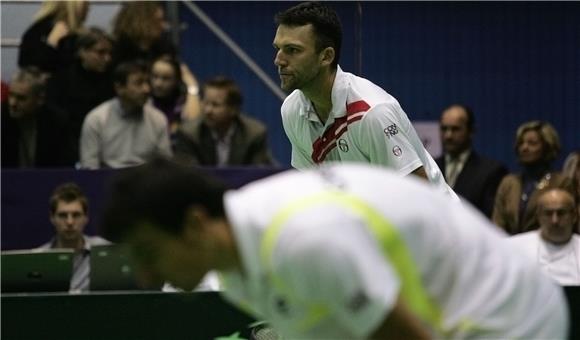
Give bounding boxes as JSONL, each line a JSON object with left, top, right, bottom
{"left": 80, "top": 60, "right": 171, "bottom": 169}
{"left": 274, "top": 2, "right": 454, "bottom": 197}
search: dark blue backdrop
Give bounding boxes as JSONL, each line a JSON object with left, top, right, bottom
{"left": 178, "top": 1, "right": 579, "bottom": 171}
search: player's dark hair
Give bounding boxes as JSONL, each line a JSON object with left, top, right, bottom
{"left": 101, "top": 157, "right": 227, "bottom": 242}
{"left": 275, "top": 1, "right": 342, "bottom": 68}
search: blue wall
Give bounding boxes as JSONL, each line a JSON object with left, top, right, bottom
{"left": 178, "top": 1, "right": 579, "bottom": 170}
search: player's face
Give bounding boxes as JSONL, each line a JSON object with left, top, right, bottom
{"left": 538, "top": 190, "right": 577, "bottom": 244}
{"left": 440, "top": 107, "right": 472, "bottom": 157}
{"left": 517, "top": 130, "right": 545, "bottom": 165}
{"left": 50, "top": 200, "right": 88, "bottom": 245}
{"left": 273, "top": 24, "right": 325, "bottom": 92}
{"left": 128, "top": 223, "right": 208, "bottom": 291}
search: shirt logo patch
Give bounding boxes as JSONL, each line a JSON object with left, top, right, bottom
{"left": 393, "top": 145, "right": 402, "bottom": 157}
{"left": 338, "top": 139, "right": 349, "bottom": 152}
{"left": 274, "top": 295, "right": 290, "bottom": 315}
{"left": 384, "top": 124, "right": 399, "bottom": 139}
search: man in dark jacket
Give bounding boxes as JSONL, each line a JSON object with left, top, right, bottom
{"left": 2, "top": 67, "right": 74, "bottom": 168}
{"left": 435, "top": 104, "right": 507, "bottom": 217}
{"left": 173, "top": 76, "right": 275, "bottom": 166}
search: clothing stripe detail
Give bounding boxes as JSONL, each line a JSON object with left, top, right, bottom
{"left": 346, "top": 100, "right": 371, "bottom": 115}
{"left": 311, "top": 112, "right": 365, "bottom": 163}
{"left": 260, "top": 190, "right": 445, "bottom": 334}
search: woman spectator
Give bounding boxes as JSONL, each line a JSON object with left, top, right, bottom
{"left": 493, "top": 121, "right": 574, "bottom": 234}
{"left": 18, "top": 0, "right": 89, "bottom": 74}
{"left": 150, "top": 56, "right": 201, "bottom": 135}
{"left": 46, "top": 27, "right": 115, "bottom": 162}
{"left": 111, "top": 1, "right": 175, "bottom": 67}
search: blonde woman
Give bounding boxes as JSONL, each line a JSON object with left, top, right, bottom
{"left": 492, "top": 121, "right": 574, "bottom": 234}
{"left": 18, "top": 0, "right": 89, "bottom": 73}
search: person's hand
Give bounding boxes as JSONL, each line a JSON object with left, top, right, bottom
{"left": 180, "top": 63, "right": 199, "bottom": 88}
{"left": 47, "top": 21, "right": 70, "bottom": 48}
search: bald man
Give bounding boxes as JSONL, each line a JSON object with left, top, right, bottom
{"left": 435, "top": 104, "right": 507, "bottom": 217}
{"left": 508, "top": 188, "right": 580, "bottom": 285}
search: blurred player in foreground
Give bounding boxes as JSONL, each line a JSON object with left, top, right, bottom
{"left": 102, "top": 158, "right": 568, "bottom": 339}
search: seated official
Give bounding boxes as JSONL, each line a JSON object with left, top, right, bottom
{"left": 36, "top": 182, "right": 110, "bottom": 292}
{"left": 173, "top": 76, "right": 275, "bottom": 167}
{"left": 508, "top": 188, "right": 580, "bottom": 285}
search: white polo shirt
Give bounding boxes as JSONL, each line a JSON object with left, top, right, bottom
{"left": 281, "top": 66, "right": 452, "bottom": 196}
{"left": 219, "top": 164, "right": 567, "bottom": 339}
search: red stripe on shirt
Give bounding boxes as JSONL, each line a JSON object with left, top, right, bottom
{"left": 311, "top": 109, "right": 366, "bottom": 164}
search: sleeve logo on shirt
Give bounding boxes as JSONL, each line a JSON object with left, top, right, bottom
{"left": 392, "top": 145, "right": 402, "bottom": 157}
{"left": 383, "top": 124, "right": 399, "bottom": 139}
{"left": 347, "top": 291, "right": 369, "bottom": 312}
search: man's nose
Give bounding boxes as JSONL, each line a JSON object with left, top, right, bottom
{"left": 274, "top": 51, "right": 286, "bottom": 67}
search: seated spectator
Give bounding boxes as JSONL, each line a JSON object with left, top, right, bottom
{"left": 46, "top": 27, "right": 115, "bottom": 162}
{"left": 80, "top": 60, "right": 172, "bottom": 169}
{"left": 150, "top": 55, "right": 201, "bottom": 135}
{"left": 111, "top": 1, "right": 175, "bottom": 67}
{"left": 19, "top": 0, "right": 89, "bottom": 74}
{"left": 173, "top": 76, "right": 275, "bottom": 166}
{"left": 563, "top": 150, "right": 580, "bottom": 232}
{"left": 2, "top": 67, "right": 74, "bottom": 168}
{"left": 435, "top": 104, "right": 507, "bottom": 217}
{"left": 493, "top": 121, "right": 574, "bottom": 234}
{"left": 508, "top": 188, "right": 580, "bottom": 285}
{"left": 36, "top": 182, "right": 111, "bottom": 292}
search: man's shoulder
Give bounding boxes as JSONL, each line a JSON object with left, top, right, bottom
{"left": 238, "top": 113, "right": 267, "bottom": 134}
{"left": 281, "top": 90, "right": 306, "bottom": 118}
{"left": 85, "top": 235, "right": 112, "bottom": 247}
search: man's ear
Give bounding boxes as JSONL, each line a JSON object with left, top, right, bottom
{"left": 320, "top": 47, "right": 335, "bottom": 67}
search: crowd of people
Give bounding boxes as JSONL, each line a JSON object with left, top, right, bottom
{"left": 2, "top": 0, "right": 275, "bottom": 170}
{"left": 2, "top": 1, "right": 579, "bottom": 339}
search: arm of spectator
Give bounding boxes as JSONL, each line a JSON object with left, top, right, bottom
{"left": 180, "top": 63, "right": 201, "bottom": 121}
{"left": 492, "top": 176, "right": 510, "bottom": 231}
{"left": 250, "top": 129, "right": 276, "bottom": 166}
{"left": 157, "top": 119, "right": 173, "bottom": 158}
{"left": 79, "top": 113, "right": 102, "bottom": 169}
{"left": 47, "top": 21, "right": 70, "bottom": 48}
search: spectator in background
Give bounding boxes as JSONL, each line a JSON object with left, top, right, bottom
{"left": 37, "top": 182, "right": 110, "bottom": 292}
{"left": 173, "top": 76, "right": 275, "bottom": 166}
{"left": 508, "top": 188, "right": 580, "bottom": 285}
{"left": 435, "top": 104, "right": 507, "bottom": 217}
{"left": 111, "top": 1, "right": 175, "bottom": 67}
{"left": 493, "top": 121, "right": 574, "bottom": 234}
{"left": 46, "top": 27, "right": 115, "bottom": 163}
{"left": 150, "top": 55, "right": 201, "bottom": 136}
{"left": 2, "top": 67, "right": 74, "bottom": 168}
{"left": 19, "top": 0, "right": 89, "bottom": 74}
{"left": 80, "top": 60, "right": 172, "bottom": 169}
{"left": 563, "top": 150, "right": 580, "bottom": 232}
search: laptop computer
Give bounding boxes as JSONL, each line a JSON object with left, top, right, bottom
{"left": 90, "top": 244, "right": 143, "bottom": 291}
{"left": 1, "top": 249, "right": 74, "bottom": 293}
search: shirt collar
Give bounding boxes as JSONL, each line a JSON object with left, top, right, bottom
{"left": 298, "top": 65, "right": 349, "bottom": 122}
{"left": 445, "top": 149, "right": 471, "bottom": 164}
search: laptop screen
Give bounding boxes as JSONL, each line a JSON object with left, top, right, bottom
{"left": 90, "top": 244, "right": 147, "bottom": 291}
{"left": 1, "top": 249, "right": 74, "bottom": 293}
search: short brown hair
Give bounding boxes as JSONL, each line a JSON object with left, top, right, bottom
{"left": 49, "top": 182, "right": 88, "bottom": 215}
{"left": 202, "top": 76, "right": 243, "bottom": 110}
